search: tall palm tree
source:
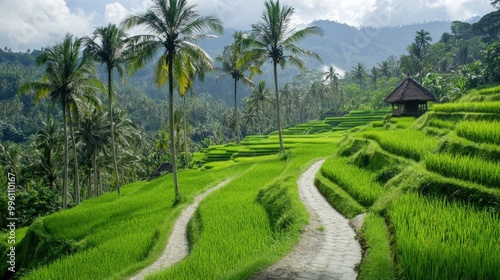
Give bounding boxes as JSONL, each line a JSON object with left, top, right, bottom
{"left": 122, "top": 0, "right": 223, "bottom": 203}
{"left": 351, "top": 62, "right": 367, "bottom": 87}
{"left": 0, "top": 143, "right": 21, "bottom": 175}
{"left": 247, "top": 80, "right": 271, "bottom": 134}
{"left": 84, "top": 24, "right": 130, "bottom": 196}
{"left": 77, "top": 108, "right": 108, "bottom": 199}
{"left": 251, "top": 0, "right": 323, "bottom": 152}
{"left": 378, "top": 60, "right": 391, "bottom": 79}
{"left": 415, "top": 29, "right": 432, "bottom": 52}
{"left": 217, "top": 31, "right": 260, "bottom": 144}
{"left": 33, "top": 114, "right": 61, "bottom": 190}
{"left": 324, "top": 66, "right": 339, "bottom": 110}
{"left": 370, "top": 66, "right": 379, "bottom": 88}
{"left": 19, "top": 34, "right": 102, "bottom": 208}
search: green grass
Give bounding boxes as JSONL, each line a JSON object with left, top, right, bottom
{"left": 358, "top": 213, "right": 394, "bottom": 280}
{"left": 456, "top": 120, "right": 500, "bottom": 145}
{"left": 147, "top": 143, "right": 338, "bottom": 279}
{"left": 459, "top": 85, "right": 500, "bottom": 102}
{"left": 16, "top": 166, "right": 246, "bottom": 280}
{"left": 437, "top": 133, "right": 500, "bottom": 163}
{"left": 362, "top": 129, "right": 440, "bottom": 161}
{"left": 432, "top": 101, "right": 500, "bottom": 114}
{"left": 314, "top": 173, "right": 365, "bottom": 218}
{"left": 425, "top": 152, "right": 500, "bottom": 189}
{"left": 388, "top": 117, "right": 416, "bottom": 129}
{"left": 321, "top": 156, "right": 384, "bottom": 207}
{"left": 389, "top": 192, "right": 500, "bottom": 280}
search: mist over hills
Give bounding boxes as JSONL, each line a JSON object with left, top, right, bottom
{"left": 159, "top": 20, "right": 453, "bottom": 104}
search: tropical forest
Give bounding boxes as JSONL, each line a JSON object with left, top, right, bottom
{"left": 1, "top": 0, "right": 499, "bottom": 279}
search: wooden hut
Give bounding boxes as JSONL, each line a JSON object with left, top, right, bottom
{"left": 384, "top": 77, "right": 437, "bottom": 116}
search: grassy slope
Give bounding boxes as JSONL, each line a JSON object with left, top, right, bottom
{"left": 3, "top": 166, "right": 247, "bottom": 279}
{"left": 317, "top": 86, "right": 500, "bottom": 279}
{"left": 6, "top": 108, "right": 382, "bottom": 279}
{"left": 9, "top": 106, "right": 462, "bottom": 279}
{"left": 149, "top": 143, "right": 338, "bottom": 279}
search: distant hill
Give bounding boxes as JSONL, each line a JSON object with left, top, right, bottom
{"left": 308, "top": 20, "right": 453, "bottom": 71}
{"left": 200, "top": 20, "right": 452, "bottom": 71}
{"left": 0, "top": 20, "right": 453, "bottom": 106}
{"left": 189, "top": 20, "right": 453, "bottom": 104}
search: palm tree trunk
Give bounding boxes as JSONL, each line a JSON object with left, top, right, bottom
{"left": 108, "top": 68, "right": 120, "bottom": 196}
{"left": 234, "top": 78, "right": 240, "bottom": 145}
{"left": 62, "top": 104, "right": 69, "bottom": 209}
{"left": 273, "top": 61, "right": 284, "bottom": 152}
{"left": 94, "top": 153, "right": 98, "bottom": 197}
{"left": 183, "top": 95, "right": 189, "bottom": 168}
{"left": 257, "top": 101, "right": 261, "bottom": 134}
{"left": 168, "top": 55, "right": 180, "bottom": 203}
{"left": 68, "top": 109, "right": 80, "bottom": 205}
{"left": 87, "top": 167, "right": 92, "bottom": 199}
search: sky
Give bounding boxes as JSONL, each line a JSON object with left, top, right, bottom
{"left": 0, "top": 0, "right": 495, "bottom": 52}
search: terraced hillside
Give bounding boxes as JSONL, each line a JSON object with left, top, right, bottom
{"left": 193, "top": 109, "right": 390, "bottom": 168}
{"left": 317, "top": 86, "right": 500, "bottom": 279}
{"left": 0, "top": 110, "right": 389, "bottom": 279}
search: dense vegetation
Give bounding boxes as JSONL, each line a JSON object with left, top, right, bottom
{"left": 316, "top": 87, "right": 500, "bottom": 279}
{"left": 1, "top": 0, "right": 500, "bottom": 279}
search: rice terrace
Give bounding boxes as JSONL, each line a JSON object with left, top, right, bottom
{"left": 1, "top": 0, "right": 500, "bottom": 279}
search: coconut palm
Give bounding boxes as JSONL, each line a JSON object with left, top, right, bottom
{"left": 324, "top": 66, "right": 339, "bottom": 110}
{"left": 217, "top": 31, "right": 261, "bottom": 144}
{"left": 370, "top": 66, "right": 379, "bottom": 88}
{"left": 351, "top": 62, "right": 367, "bottom": 87}
{"left": 33, "top": 114, "right": 61, "bottom": 190}
{"left": 247, "top": 80, "right": 272, "bottom": 134}
{"left": 0, "top": 143, "right": 22, "bottom": 175}
{"left": 77, "top": 108, "right": 108, "bottom": 199}
{"left": 122, "top": 0, "right": 222, "bottom": 203}
{"left": 84, "top": 24, "right": 130, "bottom": 196}
{"left": 378, "top": 60, "right": 391, "bottom": 79}
{"left": 19, "top": 34, "right": 102, "bottom": 208}
{"left": 251, "top": 0, "right": 323, "bottom": 152}
{"left": 415, "top": 29, "right": 432, "bottom": 52}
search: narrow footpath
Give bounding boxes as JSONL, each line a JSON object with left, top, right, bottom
{"left": 252, "top": 160, "right": 362, "bottom": 280}
{"left": 130, "top": 178, "right": 232, "bottom": 280}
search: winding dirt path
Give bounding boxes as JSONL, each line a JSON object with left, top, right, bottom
{"left": 252, "top": 160, "right": 362, "bottom": 280}
{"left": 130, "top": 178, "right": 232, "bottom": 280}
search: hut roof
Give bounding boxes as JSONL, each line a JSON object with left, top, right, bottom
{"left": 384, "top": 77, "right": 437, "bottom": 103}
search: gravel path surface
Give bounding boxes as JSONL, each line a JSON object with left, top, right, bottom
{"left": 130, "top": 178, "right": 232, "bottom": 280}
{"left": 252, "top": 160, "right": 362, "bottom": 280}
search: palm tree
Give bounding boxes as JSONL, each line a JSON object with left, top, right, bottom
{"left": 324, "top": 66, "right": 339, "bottom": 110}
{"left": 217, "top": 31, "right": 260, "bottom": 144}
{"left": 251, "top": 0, "right": 323, "bottom": 152}
{"left": 0, "top": 143, "right": 22, "bottom": 175}
{"left": 77, "top": 108, "right": 108, "bottom": 199}
{"left": 33, "top": 114, "right": 61, "bottom": 190}
{"left": 19, "top": 34, "right": 102, "bottom": 208}
{"left": 412, "top": 30, "right": 432, "bottom": 78}
{"left": 370, "top": 66, "right": 379, "bottom": 88}
{"left": 415, "top": 29, "right": 432, "bottom": 52}
{"left": 351, "top": 62, "right": 367, "bottom": 87}
{"left": 247, "top": 80, "right": 272, "bottom": 134}
{"left": 122, "top": 0, "right": 223, "bottom": 203}
{"left": 378, "top": 60, "right": 391, "bottom": 79}
{"left": 84, "top": 24, "right": 130, "bottom": 196}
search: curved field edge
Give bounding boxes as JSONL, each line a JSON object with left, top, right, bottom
{"left": 1, "top": 166, "right": 249, "bottom": 280}
{"left": 145, "top": 143, "right": 337, "bottom": 280}
{"left": 318, "top": 105, "right": 500, "bottom": 280}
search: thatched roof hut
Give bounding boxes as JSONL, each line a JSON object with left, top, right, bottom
{"left": 384, "top": 76, "right": 437, "bottom": 116}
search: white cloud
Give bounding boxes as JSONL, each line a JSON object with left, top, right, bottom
{"left": 362, "top": 0, "right": 494, "bottom": 27}
{"left": 105, "top": 2, "right": 130, "bottom": 24}
{"left": 0, "top": 0, "right": 94, "bottom": 52}
{"left": 0, "top": 0, "right": 496, "bottom": 52}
